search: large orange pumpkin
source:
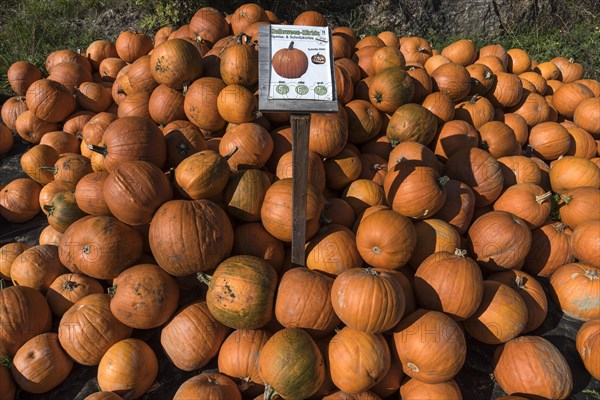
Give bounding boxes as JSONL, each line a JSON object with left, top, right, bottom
{"left": 550, "top": 263, "right": 600, "bottom": 321}
{"left": 576, "top": 319, "right": 600, "bottom": 380}
{"left": 305, "top": 224, "right": 363, "bottom": 275}
{"left": 218, "top": 329, "right": 271, "bottom": 386}
{"left": 173, "top": 373, "right": 242, "bottom": 400}
{"left": 46, "top": 273, "right": 104, "bottom": 317}
{"left": 524, "top": 222, "right": 574, "bottom": 277}
{"left": 10, "top": 244, "right": 67, "bottom": 293}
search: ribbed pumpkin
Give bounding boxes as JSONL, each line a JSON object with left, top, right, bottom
{"left": 217, "top": 84, "right": 257, "bottom": 124}
{"left": 463, "top": 280, "right": 528, "bottom": 344}
{"left": 524, "top": 222, "right": 574, "bottom": 277}
{"left": 7, "top": 61, "right": 42, "bottom": 95}
{"left": 432, "top": 120, "right": 479, "bottom": 161}
{"left": 39, "top": 182, "right": 75, "bottom": 218}
{"left": 173, "top": 373, "right": 242, "bottom": 400}
{"left": 305, "top": 224, "right": 363, "bottom": 276}
{"left": 1, "top": 96, "right": 28, "bottom": 132}
{"left": 260, "top": 178, "right": 324, "bottom": 242}
{"left": 467, "top": 63, "right": 496, "bottom": 96}
{"left": 74, "top": 171, "right": 112, "bottom": 216}
{"left": 488, "top": 270, "right": 548, "bottom": 332}
{"left": 0, "top": 286, "right": 52, "bottom": 358}
{"left": 493, "top": 183, "right": 552, "bottom": 228}
{"left": 414, "top": 249, "right": 483, "bottom": 320}
{"left": 15, "top": 110, "right": 59, "bottom": 144}
{"left": 223, "top": 169, "right": 271, "bottom": 222}
{"left": 58, "top": 215, "right": 143, "bottom": 279}
{"left": 550, "top": 263, "right": 600, "bottom": 321}
{"left": 220, "top": 34, "right": 258, "bottom": 86}
{"left": 147, "top": 85, "right": 186, "bottom": 126}
{"left": 204, "top": 255, "right": 277, "bottom": 330}
{"left": 486, "top": 72, "right": 523, "bottom": 108}
{"left": 384, "top": 159, "right": 447, "bottom": 220}
{"left": 276, "top": 150, "right": 326, "bottom": 191}
{"left": 20, "top": 144, "right": 59, "bottom": 184}
{"left": 497, "top": 155, "right": 541, "bottom": 188}
{"left": 46, "top": 273, "right": 103, "bottom": 316}
{"left": 189, "top": 7, "right": 230, "bottom": 46}
{"left": 39, "top": 130, "right": 80, "bottom": 155}
{"left": 43, "top": 190, "right": 87, "bottom": 233}
{"left": 368, "top": 67, "right": 414, "bottom": 114}
{"left": 552, "top": 82, "right": 594, "bottom": 118}
{"left": 0, "top": 242, "right": 29, "bottom": 280}
{"left": 218, "top": 329, "right": 271, "bottom": 386}
{"left": 331, "top": 268, "right": 404, "bottom": 334}
{"left": 550, "top": 156, "right": 600, "bottom": 195}
{"left": 0, "top": 178, "right": 41, "bottom": 223}
{"left": 82, "top": 112, "right": 117, "bottom": 146}
{"left": 574, "top": 97, "right": 600, "bottom": 136}
{"left": 445, "top": 147, "right": 504, "bottom": 207}
{"left": 161, "top": 300, "right": 229, "bottom": 371}
{"left": 454, "top": 95, "right": 495, "bottom": 129}
{"left": 493, "top": 336, "right": 572, "bottom": 399}
{"left": 356, "top": 209, "right": 416, "bottom": 269}
{"left": 576, "top": 319, "right": 600, "bottom": 380}
{"left": 400, "top": 37, "right": 432, "bottom": 65}
{"left": 442, "top": 39, "right": 477, "bottom": 66}
{"left": 150, "top": 38, "right": 203, "bottom": 89}
{"left": 400, "top": 379, "right": 462, "bottom": 400}
{"left": 76, "top": 82, "right": 112, "bottom": 112}
{"left": 11, "top": 332, "right": 73, "bottom": 394}
{"left": 386, "top": 103, "right": 437, "bottom": 146}
{"left": 109, "top": 264, "right": 179, "bottom": 329}
{"left": 325, "top": 149, "right": 363, "bottom": 190}
{"left": 431, "top": 63, "right": 471, "bottom": 102}
{"left": 258, "top": 328, "right": 324, "bottom": 399}
{"left": 97, "top": 338, "right": 158, "bottom": 399}
{"left": 89, "top": 116, "right": 166, "bottom": 170}
{"left": 432, "top": 180, "right": 476, "bottom": 235}
{"left": 25, "top": 79, "right": 76, "bottom": 123}
{"left": 103, "top": 160, "right": 173, "bottom": 225}
{"left": 115, "top": 30, "right": 153, "bottom": 63}
{"left": 233, "top": 223, "right": 284, "bottom": 272}
{"left": 478, "top": 120, "right": 518, "bottom": 158}
{"left": 394, "top": 309, "right": 466, "bottom": 383}
{"left": 571, "top": 220, "right": 600, "bottom": 267}
{"left": 309, "top": 105, "right": 349, "bottom": 158}
{"left": 559, "top": 187, "right": 600, "bottom": 229}
{"left": 175, "top": 150, "right": 231, "bottom": 199}
{"left": 219, "top": 122, "right": 274, "bottom": 171}
{"left": 342, "top": 179, "right": 385, "bottom": 216}
{"left": 275, "top": 268, "right": 340, "bottom": 336}
{"left": 10, "top": 244, "right": 67, "bottom": 293}
{"left": 149, "top": 199, "right": 233, "bottom": 276}
{"left": 328, "top": 327, "right": 391, "bottom": 394}
{"left": 272, "top": 41, "right": 309, "bottom": 79}
{"left": 467, "top": 211, "right": 531, "bottom": 271}
{"left": 527, "top": 121, "right": 572, "bottom": 161}
{"left": 183, "top": 77, "right": 227, "bottom": 131}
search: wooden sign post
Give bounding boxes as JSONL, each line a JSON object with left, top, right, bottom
{"left": 258, "top": 24, "right": 338, "bottom": 267}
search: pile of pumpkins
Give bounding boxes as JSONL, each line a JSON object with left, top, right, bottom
{"left": 1, "top": 2, "right": 599, "bottom": 399}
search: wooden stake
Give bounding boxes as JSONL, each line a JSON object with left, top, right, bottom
{"left": 290, "top": 113, "right": 311, "bottom": 267}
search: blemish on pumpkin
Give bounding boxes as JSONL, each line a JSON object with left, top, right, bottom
{"left": 571, "top": 297, "right": 600, "bottom": 311}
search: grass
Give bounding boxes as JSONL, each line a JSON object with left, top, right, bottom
{"left": 0, "top": 0, "right": 598, "bottom": 94}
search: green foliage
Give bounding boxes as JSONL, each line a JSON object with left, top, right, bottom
{"left": 136, "top": 0, "right": 207, "bottom": 32}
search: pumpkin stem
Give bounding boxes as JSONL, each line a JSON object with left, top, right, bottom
{"left": 0, "top": 356, "right": 11, "bottom": 368}
{"left": 479, "top": 141, "right": 490, "bottom": 151}
{"left": 364, "top": 267, "right": 379, "bottom": 276}
{"left": 223, "top": 146, "right": 239, "bottom": 161}
{"left": 87, "top": 144, "right": 108, "bottom": 157}
{"left": 197, "top": 272, "right": 212, "bottom": 286}
{"left": 370, "top": 163, "right": 386, "bottom": 172}
{"left": 468, "top": 94, "right": 478, "bottom": 104}
{"left": 406, "top": 362, "right": 420, "bottom": 373}
{"left": 263, "top": 384, "right": 278, "bottom": 400}
{"left": 0, "top": 279, "right": 5, "bottom": 290}
{"left": 514, "top": 274, "right": 527, "bottom": 289}
{"left": 553, "top": 222, "right": 566, "bottom": 232}
{"left": 107, "top": 285, "right": 117, "bottom": 298}
{"left": 39, "top": 166, "right": 58, "bottom": 174}
{"left": 584, "top": 269, "right": 599, "bottom": 280}
{"left": 372, "top": 92, "right": 383, "bottom": 104}
{"left": 372, "top": 246, "right": 382, "bottom": 255}
{"left": 182, "top": 83, "right": 189, "bottom": 95}
{"left": 43, "top": 204, "right": 55, "bottom": 215}
{"left": 536, "top": 191, "right": 552, "bottom": 204}
{"left": 63, "top": 280, "right": 80, "bottom": 291}
{"left": 484, "top": 69, "right": 494, "bottom": 80}
{"left": 288, "top": 41, "right": 295, "bottom": 50}
{"left": 388, "top": 137, "right": 400, "bottom": 148}
{"left": 238, "top": 377, "right": 251, "bottom": 392}
{"left": 438, "top": 175, "right": 450, "bottom": 187}
{"left": 454, "top": 248, "right": 467, "bottom": 257}
{"left": 559, "top": 194, "right": 572, "bottom": 205}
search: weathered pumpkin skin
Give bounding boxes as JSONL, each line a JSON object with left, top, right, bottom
{"left": 394, "top": 309, "right": 466, "bottom": 384}
{"left": 488, "top": 270, "right": 548, "bottom": 333}
{"left": 328, "top": 327, "right": 391, "bottom": 394}
{"left": 205, "top": 255, "right": 277, "bottom": 330}
{"left": 161, "top": 300, "right": 229, "bottom": 371}
{"left": 44, "top": 190, "right": 87, "bottom": 233}
{"left": 576, "top": 318, "right": 600, "bottom": 380}
{"left": 218, "top": 329, "right": 272, "bottom": 386}
{"left": 184, "top": 77, "right": 227, "bottom": 131}
{"left": 0, "top": 178, "right": 42, "bottom": 223}
{"left": 400, "top": 379, "right": 462, "bottom": 400}
{"left": 110, "top": 264, "right": 179, "bottom": 329}
{"left": 11, "top": 332, "right": 73, "bottom": 394}
{"left": 431, "top": 180, "right": 475, "bottom": 235}
{"left": 149, "top": 199, "right": 234, "bottom": 276}
{"left": 0, "top": 242, "right": 30, "bottom": 280}
{"left": 386, "top": 103, "right": 437, "bottom": 146}
{"left": 74, "top": 171, "right": 112, "bottom": 216}
{"left": 97, "top": 338, "right": 158, "bottom": 399}
{"left": 414, "top": 249, "right": 483, "bottom": 320}
{"left": 467, "top": 211, "right": 532, "bottom": 271}
{"left": 445, "top": 147, "right": 504, "bottom": 207}
{"left": 493, "top": 336, "right": 572, "bottom": 399}
{"left": 58, "top": 293, "right": 133, "bottom": 366}
{"left": 83, "top": 392, "right": 123, "bottom": 400}
{"left": 173, "top": 373, "right": 242, "bottom": 400}
{"left": 10, "top": 244, "right": 68, "bottom": 293}
{"left": 58, "top": 215, "right": 143, "bottom": 279}
{"left": 550, "top": 263, "right": 600, "bottom": 321}
{"left": 223, "top": 169, "right": 271, "bottom": 222}
{"left": 150, "top": 38, "right": 203, "bottom": 89}
{"left": 175, "top": 150, "right": 231, "bottom": 200}
{"left": 20, "top": 144, "right": 60, "bottom": 185}
{"left": 331, "top": 268, "right": 405, "bottom": 334}
{"left": 368, "top": 67, "right": 414, "bottom": 114}
{"left": 46, "top": 273, "right": 104, "bottom": 317}
{"left": 275, "top": 268, "right": 340, "bottom": 336}
{"left": 258, "top": 328, "right": 325, "bottom": 400}
{"left": 0, "top": 286, "right": 52, "bottom": 358}
{"left": 103, "top": 160, "right": 173, "bottom": 226}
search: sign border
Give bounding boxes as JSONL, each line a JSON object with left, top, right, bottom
{"left": 258, "top": 24, "right": 339, "bottom": 113}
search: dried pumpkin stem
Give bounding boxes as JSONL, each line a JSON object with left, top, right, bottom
{"left": 38, "top": 166, "right": 58, "bottom": 174}
{"left": 263, "top": 384, "right": 278, "bottom": 400}
{"left": 514, "top": 274, "right": 526, "bottom": 289}
{"left": 197, "top": 272, "right": 212, "bottom": 286}
{"left": 454, "top": 248, "right": 467, "bottom": 257}
{"left": 585, "top": 269, "right": 599, "bottom": 280}
{"left": 63, "top": 280, "right": 80, "bottom": 291}
{"left": 107, "top": 285, "right": 117, "bottom": 298}
{"left": 438, "top": 175, "right": 450, "bottom": 187}
{"left": 536, "top": 191, "right": 553, "bottom": 204}
{"left": 87, "top": 144, "right": 108, "bottom": 157}
{"left": 43, "top": 204, "right": 55, "bottom": 215}
{"left": 553, "top": 222, "right": 566, "bottom": 232}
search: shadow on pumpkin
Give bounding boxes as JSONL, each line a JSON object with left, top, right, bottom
{"left": 543, "top": 334, "right": 593, "bottom": 395}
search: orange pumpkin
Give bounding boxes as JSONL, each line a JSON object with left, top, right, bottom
{"left": 46, "top": 273, "right": 103, "bottom": 317}
{"left": 559, "top": 187, "right": 600, "bottom": 229}
{"left": 549, "top": 156, "right": 600, "bottom": 194}
{"left": 571, "top": 220, "right": 600, "bottom": 267}
{"left": 305, "top": 224, "right": 363, "bottom": 275}
{"left": 431, "top": 63, "right": 471, "bottom": 102}
{"left": 576, "top": 319, "right": 600, "bottom": 380}
{"left": 400, "top": 379, "right": 462, "bottom": 400}
{"left": 493, "top": 183, "right": 552, "bottom": 228}
{"left": 550, "top": 263, "right": 600, "bottom": 321}
{"left": 10, "top": 244, "right": 67, "bottom": 293}
{"left": 173, "top": 373, "right": 242, "bottom": 400}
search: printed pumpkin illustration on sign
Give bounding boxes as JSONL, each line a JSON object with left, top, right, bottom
{"left": 272, "top": 41, "right": 309, "bottom": 79}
